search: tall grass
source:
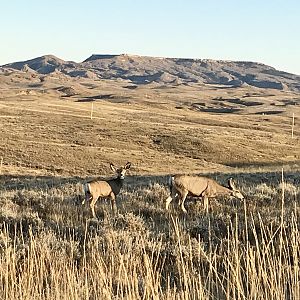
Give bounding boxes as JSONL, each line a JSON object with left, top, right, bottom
{"left": 0, "top": 175, "right": 299, "bottom": 299}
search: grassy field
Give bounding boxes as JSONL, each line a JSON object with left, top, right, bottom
{"left": 0, "top": 73, "right": 299, "bottom": 176}
{"left": 0, "top": 73, "right": 300, "bottom": 299}
{"left": 0, "top": 171, "right": 299, "bottom": 299}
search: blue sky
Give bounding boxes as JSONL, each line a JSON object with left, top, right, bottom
{"left": 1, "top": 0, "right": 299, "bottom": 74}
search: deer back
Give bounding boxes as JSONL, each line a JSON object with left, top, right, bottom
{"left": 173, "top": 175, "right": 209, "bottom": 196}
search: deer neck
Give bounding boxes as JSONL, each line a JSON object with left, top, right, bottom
{"left": 114, "top": 176, "right": 125, "bottom": 187}
{"left": 217, "top": 185, "right": 232, "bottom": 195}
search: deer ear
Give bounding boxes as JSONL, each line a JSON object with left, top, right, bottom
{"left": 110, "top": 163, "right": 116, "bottom": 172}
{"left": 124, "top": 162, "right": 131, "bottom": 170}
{"left": 228, "top": 178, "right": 236, "bottom": 190}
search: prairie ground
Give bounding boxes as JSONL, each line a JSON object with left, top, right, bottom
{"left": 0, "top": 73, "right": 300, "bottom": 299}
{"left": 0, "top": 73, "right": 299, "bottom": 176}
{"left": 0, "top": 171, "right": 299, "bottom": 299}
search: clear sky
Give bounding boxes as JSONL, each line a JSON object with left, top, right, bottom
{"left": 1, "top": 0, "right": 299, "bottom": 74}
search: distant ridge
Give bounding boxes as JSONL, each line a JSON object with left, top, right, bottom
{"left": 2, "top": 54, "right": 300, "bottom": 91}
{"left": 3, "top": 55, "right": 77, "bottom": 74}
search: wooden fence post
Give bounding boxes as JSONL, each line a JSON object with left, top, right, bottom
{"left": 291, "top": 113, "right": 295, "bottom": 138}
{"left": 90, "top": 102, "right": 94, "bottom": 120}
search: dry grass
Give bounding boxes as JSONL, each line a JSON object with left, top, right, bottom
{"left": 0, "top": 74, "right": 299, "bottom": 177}
{"left": 0, "top": 172, "right": 299, "bottom": 299}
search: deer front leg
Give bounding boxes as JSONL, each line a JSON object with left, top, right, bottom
{"left": 177, "top": 193, "right": 182, "bottom": 207}
{"left": 201, "top": 190, "right": 210, "bottom": 213}
{"left": 110, "top": 192, "right": 117, "bottom": 213}
{"left": 203, "top": 196, "right": 209, "bottom": 213}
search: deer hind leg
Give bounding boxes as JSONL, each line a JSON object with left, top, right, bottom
{"left": 82, "top": 192, "right": 92, "bottom": 205}
{"left": 90, "top": 196, "right": 98, "bottom": 218}
{"left": 180, "top": 190, "right": 189, "bottom": 213}
{"left": 82, "top": 183, "right": 92, "bottom": 205}
{"left": 165, "top": 195, "right": 173, "bottom": 210}
{"left": 166, "top": 186, "right": 178, "bottom": 210}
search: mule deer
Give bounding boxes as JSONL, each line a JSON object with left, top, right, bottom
{"left": 165, "top": 175, "right": 244, "bottom": 213}
{"left": 83, "top": 162, "right": 131, "bottom": 218}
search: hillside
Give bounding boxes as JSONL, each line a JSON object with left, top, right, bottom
{"left": 3, "top": 54, "right": 300, "bottom": 91}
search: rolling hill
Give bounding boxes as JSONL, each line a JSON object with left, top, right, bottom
{"left": 2, "top": 54, "right": 300, "bottom": 91}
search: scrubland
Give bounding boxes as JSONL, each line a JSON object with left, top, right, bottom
{"left": 0, "top": 171, "right": 299, "bottom": 299}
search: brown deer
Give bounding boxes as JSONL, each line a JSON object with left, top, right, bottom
{"left": 82, "top": 162, "right": 131, "bottom": 218}
{"left": 165, "top": 175, "right": 244, "bottom": 213}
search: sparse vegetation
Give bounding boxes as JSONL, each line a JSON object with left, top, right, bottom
{"left": 0, "top": 173, "right": 299, "bottom": 299}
